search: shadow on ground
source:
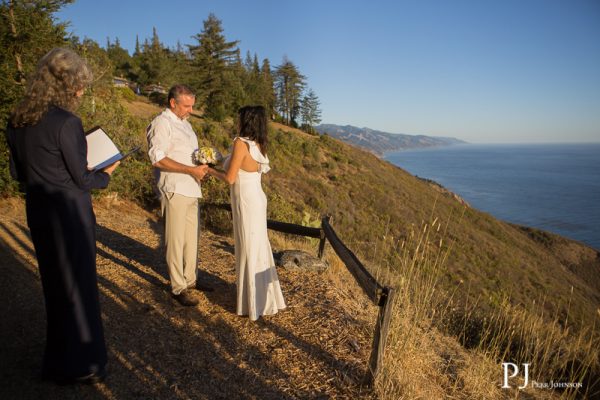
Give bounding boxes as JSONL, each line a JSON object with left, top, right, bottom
{"left": 0, "top": 208, "right": 373, "bottom": 399}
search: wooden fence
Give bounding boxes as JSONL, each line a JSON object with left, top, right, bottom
{"left": 203, "top": 203, "right": 396, "bottom": 386}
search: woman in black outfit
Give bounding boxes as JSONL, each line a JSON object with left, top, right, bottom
{"left": 5, "top": 48, "right": 119, "bottom": 384}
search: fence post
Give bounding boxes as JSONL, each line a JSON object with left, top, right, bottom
{"left": 364, "top": 286, "right": 396, "bottom": 386}
{"left": 318, "top": 215, "right": 331, "bottom": 259}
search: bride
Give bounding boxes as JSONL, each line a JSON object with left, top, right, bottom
{"left": 207, "top": 106, "right": 286, "bottom": 320}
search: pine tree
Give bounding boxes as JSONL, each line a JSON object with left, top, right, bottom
{"left": 188, "top": 13, "right": 239, "bottom": 120}
{"left": 0, "top": 0, "right": 71, "bottom": 97}
{"left": 1, "top": 0, "right": 71, "bottom": 87}
{"left": 107, "top": 37, "right": 134, "bottom": 79}
{"left": 274, "top": 57, "right": 305, "bottom": 126}
{"left": 261, "top": 58, "right": 276, "bottom": 118}
{"left": 229, "top": 48, "right": 247, "bottom": 113}
{"left": 136, "top": 27, "right": 174, "bottom": 87}
{"left": 0, "top": 0, "right": 73, "bottom": 194}
{"left": 169, "top": 40, "right": 192, "bottom": 87}
{"left": 244, "top": 50, "right": 253, "bottom": 72}
{"left": 134, "top": 35, "right": 141, "bottom": 56}
{"left": 300, "top": 88, "right": 322, "bottom": 134}
{"left": 252, "top": 54, "right": 260, "bottom": 76}
{"left": 240, "top": 51, "right": 266, "bottom": 108}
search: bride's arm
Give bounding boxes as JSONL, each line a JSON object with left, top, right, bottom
{"left": 208, "top": 140, "right": 247, "bottom": 185}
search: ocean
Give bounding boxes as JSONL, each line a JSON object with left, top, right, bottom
{"left": 385, "top": 143, "right": 600, "bottom": 250}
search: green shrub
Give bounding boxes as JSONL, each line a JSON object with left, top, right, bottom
{"left": 115, "top": 86, "right": 136, "bottom": 101}
{"left": 266, "top": 191, "right": 301, "bottom": 224}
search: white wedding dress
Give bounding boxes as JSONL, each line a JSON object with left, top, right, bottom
{"left": 224, "top": 137, "right": 286, "bottom": 320}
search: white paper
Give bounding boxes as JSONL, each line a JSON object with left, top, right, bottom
{"left": 86, "top": 127, "right": 122, "bottom": 170}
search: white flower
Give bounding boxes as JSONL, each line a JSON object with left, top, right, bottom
{"left": 193, "top": 147, "right": 223, "bottom": 165}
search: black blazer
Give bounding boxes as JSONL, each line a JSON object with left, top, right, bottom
{"left": 6, "top": 106, "right": 109, "bottom": 194}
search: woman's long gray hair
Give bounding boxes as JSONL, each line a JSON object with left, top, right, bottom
{"left": 10, "top": 47, "right": 93, "bottom": 127}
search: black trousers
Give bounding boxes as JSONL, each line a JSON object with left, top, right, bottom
{"left": 26, "top": 190, "right": 107, "bottom": 379}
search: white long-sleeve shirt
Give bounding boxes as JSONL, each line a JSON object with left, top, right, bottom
{"left": 147, "top": 108, "right": 202, "bottom": 198}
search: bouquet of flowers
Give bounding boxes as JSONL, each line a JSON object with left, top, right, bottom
{"left": 193, "top": 147, "right": 223, "bottom": 166}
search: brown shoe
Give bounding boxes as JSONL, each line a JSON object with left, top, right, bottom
{"left": 173, "top": 290, "right": 199, "bottom": 306}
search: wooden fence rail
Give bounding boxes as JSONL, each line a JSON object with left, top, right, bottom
{"left": 267, "top": 220, "right": 321, "bottom": 239}
{"left": 203, "top": 203, "right": 327, "bottom": 258}
{"left": 321, "top": 217, "right": 383, "bottom": 304}
{"left": 202, "top": 202, "right": 396, "bottom": 386}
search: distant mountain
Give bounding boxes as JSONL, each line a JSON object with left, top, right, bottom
{"left": 315, "top": 124, "right": 466, "bottom": 155}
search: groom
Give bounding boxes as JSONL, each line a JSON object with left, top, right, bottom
{"left": 147, "top": 84, "right": 213, "bottom": 306}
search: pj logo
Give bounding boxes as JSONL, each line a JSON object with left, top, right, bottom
{"left": 502, "top": 362, "right": 530, "bottom": 389}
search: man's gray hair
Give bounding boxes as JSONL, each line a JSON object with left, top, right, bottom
{"left": 168, "top": 84, "right": 195, "bottom": 103}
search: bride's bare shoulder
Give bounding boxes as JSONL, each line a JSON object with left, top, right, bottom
{"left": 233, "top": 138, "right": 250, "bottom": 153}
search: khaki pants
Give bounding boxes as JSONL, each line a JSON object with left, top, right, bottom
{"left": 161, "top": 193, "right": 199, "bottom": 295}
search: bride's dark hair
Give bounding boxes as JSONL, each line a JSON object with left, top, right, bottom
{"left": 238, "top": 105, "right": 268, "bottom": 156}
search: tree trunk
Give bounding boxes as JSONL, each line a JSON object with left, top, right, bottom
{"left": 8, "top": 0, "right": 25, "bottom": 84}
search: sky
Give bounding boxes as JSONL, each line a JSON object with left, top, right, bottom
{"left": 55, "top": 0, "right": 600, "bottom": 144}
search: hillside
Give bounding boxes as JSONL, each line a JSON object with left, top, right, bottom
{"left": 315, "top": 123, "right": 466, "bottom": 155}
{"left": 3, "top": 196, "right": 577, "bottom": 399}
{"left": 3, "top": 95, "right": 597, "bottom": 398}
{"left": 119, "top": 97, "right": 599, "bottom": 330}
{"left": 266, "top": 126, "right": 600, "bottom": 332}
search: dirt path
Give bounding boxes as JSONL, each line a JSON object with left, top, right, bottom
{"left": 0, "top": 198, "right": 378, "bottom": 399}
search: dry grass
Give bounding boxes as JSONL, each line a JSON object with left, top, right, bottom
{"left": 120, "top": 95, "right": 162, "bottom": 121}
{"left": 0, "top": 197, "right": 379, "bottom": 399}
{"left": 371, "top": 212, "right": 599, "bottom": 399}
{"left": 268, "top": 208, "right": 600, "bottom": 399}
{"left": 2, "top": 193, "right": 597, "bottom": 399}
{"left": 472, "top": 298, "right": 600, "bottom": 398}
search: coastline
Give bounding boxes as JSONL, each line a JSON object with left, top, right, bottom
{"left": 384, "top": 143, "right": 600, "bottom": 251}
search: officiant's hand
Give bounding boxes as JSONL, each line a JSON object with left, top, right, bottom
{"left": 102, "top": 161, "right": 120, "bottom": 176}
